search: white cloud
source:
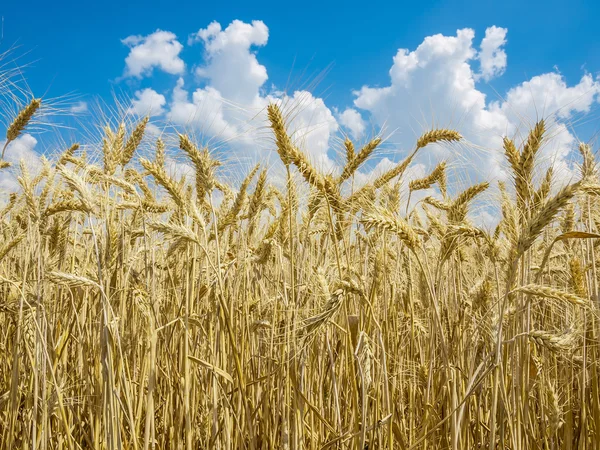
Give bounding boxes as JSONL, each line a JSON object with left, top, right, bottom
{"left": 167, "top": 20, "right": 339, "bottom": 171}
{"left": 189, "top": 20, "right": 268, "bottom": 105}
{"left": 128, "top": 88, "right": 166, "bottom": 117}
{"left": 70, "top": 101, "right": 88, "bottom": 113}
{"left": 122, "top": 30, "right": 185, "bottom": 78}
{"left": 0, "top": 134, "right": 43, "bottom": 202}
{"left": 117, "top": 20, "right": 599, "bottom": 219}
{"left": 168, "top": 78, "right": 239, "bottom": 140}
{"left": 338, "top": 108, "right": 366, "bottom": 140}
{"left": 353, "top": 27, "right": 600, "bottom": 186}
{"left": 493, "top": 72, "right": 600, "bottom": 121}
{"left": 477, "top": 26, "right": 507, "bottom": 81}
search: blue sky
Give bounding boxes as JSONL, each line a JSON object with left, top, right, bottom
{"left": 1, "top": 0, "right": 600, "bottom": 222}
{"left": 3, "top": 0, "right": 598, "bottom": 107}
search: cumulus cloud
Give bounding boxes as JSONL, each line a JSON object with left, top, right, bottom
{"left": 0, "top": 134, "right": 43, "bottom": 202}
{"left": 189, "top": 20, "right": 269, "bottom": 105}
{"left": 114, "top": 20, "right": 599, "bottom": 222}
{"left": 167, "top": 20, "right": 339, "bottom": 170}
{"left": 168, "top": 78, "right": 239, "bottom": 140}
{"left": 122, "top": 30, "right": 185, "bottom": 78}
{"left": 353, "top": 26, "right": 600, "bottom": 186}
{"left": 168, "top": 20, "right": 271, "bottom": 145}
{"left": 494, "top": 72, "right": 600, "bottom": 120}
{"left": 128, "top": 88, "right": 167, "bottom": 117}
{"left": 338, "top": 108, "right": 366, "bottom": 140}
{"left": 477, "top": 26, "right": 508, "bottom": 81}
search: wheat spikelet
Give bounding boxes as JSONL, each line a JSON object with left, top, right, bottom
{"left": 0, "top": 193, "right": 18, "bottom": 219}
{"left": 344, "top": 137, "right": 355, "bottom": 162}
{"left": 448, "top": 182, "right": 489, "bottom": 223}
{"left": 267, "top": 103, "right": 294, "bottom": 166}
{"left": 47, "top": 271, "right": 100, "bottom": 289}
{"left": 57, "top": 144, "right": 80, "bottom": 166}
{"left": 528, "top": 330, "right": 574, "bottom": 352}
{"left": 580, "top": 183, "right": 600, "bottom": 198}
{"left": 347, "top": 151, "right": 418, "bottom": 207}
{"left": 516, "top": 120, "right": 545, "bottom": 211}
{"left": 59, "top": 167, "right": 95, "bottom": 213}
{"left": 503, "top": 137, "right": 520, "bottom": 172}
{"left": 569, "top": 258, "right": 587, "bottom": 297}
{"left": 339, "top": 137, "right": 381, "bottom": 182}
{"left": 423, "top": 196, "right": 451, "bottom": 210}
{"left": 0, "top": 233, "right": 26, "bottom": 262}
{"left": 416, "top": 128, "right": 461, "bottom": 149}
{"left": 518, "top": 181, "right": 580, "bottom": 255}
{"left": 533, "top": 166, "right": 553, "bottom": 208}
{"left": 267, "top": 103, "right": 337, "bottom": 208}
{"left": 38, "top": 174, "right": 54, "bottom": 215}
{"left": 91, "top": 168, "right": 138, "bottom": 196}
{"left": 247, "top": 169, "right": 267, "bottom": 220}
{"left": 17, "top": 161, "right": 39, "bottom": 221}
{"left": 372, "top": 152, "right": 416, "bottom": 190}
{"left": 125, "top": 168, "right": 155, "bottom": 200}
{"left": 166, "top": 237, "right": 190, "bottom": 259}
{"left": 179, "top": 134, "right": 219, "bottom": 200}
{"left": 5, "top": 98, "right": 41, "bottom": 143}
{"left": 362, "top": 207, "right": 419, "bottom": 249}
{"left": 61, "top": 154, "right": 87, "bottom": 170}
{"left": 0, "top": 160, "right": 11, "bottom": 169}
{"left": 140, "top": 158, "right": 187, "bottom": 209}
{"left": 409, "top": 161, "right": 447, "bottom": 193}
{"left": 498, "top": 181, "right": 518, "bottom": 246}
{"left": 219, "top": 164, "right": 259, "bottom": 233}
{"left": 423, "top": 205, "right": 447, "bottom": 238}
{"left": 247, "top": 169, "right": 267, "bottom": 237}
{"left": 44, "top": 198, "right": 87, "bottom": 216}
{"left": 147, "top": 220, "right": 199, "bottom": 244}
{"left": 122, "top": 116, "right": 149, "bottom": 166}
{"left": 512, "top": 284, "right": 588, "bottom": 307}
{"left": 579, "top": 142, "right": 596, "bottom": 179}
{"left": 155, "top": 138, "right": 165, "bottom": 167}
{"left": 544, "top": 378, "right": 563, "bottom": 434}
{"left": 254, "top": 218, "right": 280, "bottom": 263}
{"left": 140, "top": 199, "right": 170, "bottom": 213}
{"left": 446, "top": 224, "right": 485, "bottom": 239}
{"left": 102, "top": 123, "right": 124, "bottom": 175}
{"left": 354, "top": 331, "right": 373, "bottom": 392}
{"left": 30, "top": 157, "right": 50, "bottom": 189}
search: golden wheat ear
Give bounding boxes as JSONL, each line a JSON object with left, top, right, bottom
{"left": 2, "top": 98, "right": 42, "bottom": 159}
{"left": 121, "top": 116, "right": 149, "bottom": 166}
{"left": 416, "top": 128, "right": 462, "bottom": 149}
{"left": 339, "top": 137, "right": 381, "bottom": 182}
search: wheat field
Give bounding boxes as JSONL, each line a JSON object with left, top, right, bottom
{"left": 0, "top": 90, "right": 599, "bottom": 450}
